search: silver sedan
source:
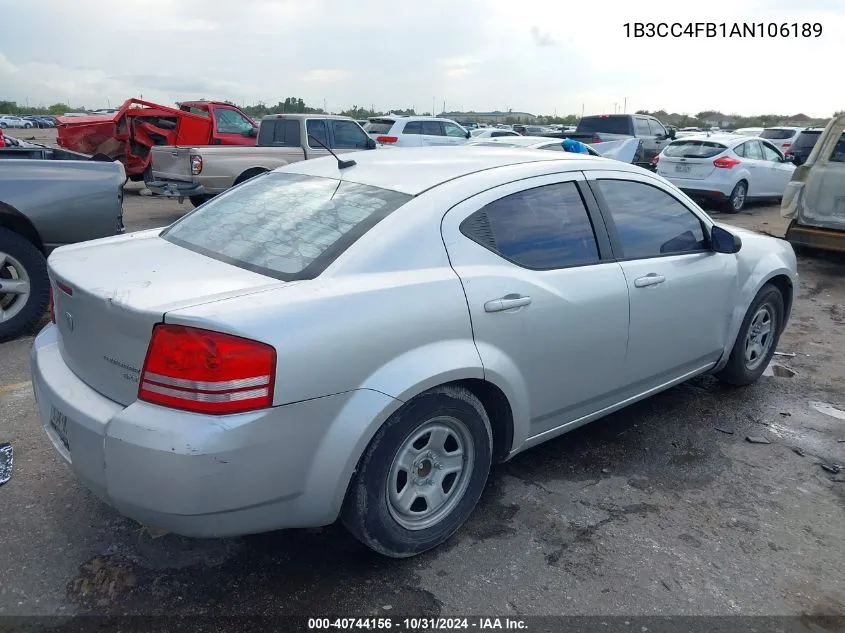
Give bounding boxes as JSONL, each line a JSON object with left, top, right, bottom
{"left": 31, "top": 146, "right": 798, "bottom": 557}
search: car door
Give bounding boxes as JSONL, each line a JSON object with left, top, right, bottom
{"left": 735, "top": 140, "right": 767, "bottom": 196}
{"left": 647, "top": 118, "right": 670, "bottom": 158}
{"left": 441, "top": 173, "right": 631, "bottom": 442}
{"left": 211, "top": 107, "right": 257, "bottom": 145}
{"left": 759, "top": 140, "right": 795, "bottom": 196}
{"left": 421, "top": 121, "right": 448, "bottom": 146}
{"left": 588, "top": 172, "right": 739, "bottom": 393}
{"left": 443, "top": 121, "right": 469, "bottom": 145}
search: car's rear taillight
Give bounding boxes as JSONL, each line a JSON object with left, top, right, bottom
{"left": 138, "top": 324, "right": 276, "bottom": 415}
{"left": 592, "top": 136, "right": 601, "bottom": 144}
{"left": 652, "top": 154, "right": 660, "bottom": 165}
{"left": 190, "top": 154, "right": 203, "bottom": 175}
{"left": 376, "top": 136, "right": 398, "bottom": 144}
{"left": 713, "top": 156, "right": 740, "bottom": 169}
{"left": 782, "top": 143, "right": 792, "bottom": 148}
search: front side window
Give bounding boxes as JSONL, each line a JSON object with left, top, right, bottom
{"left": 830, "top": 132, "right": 845, "bottom": 163}
{"left": 444, "top": 122, "right": 467, "bottom": 138}
{"left": 595, "top": 179, "right": 707, "bottom": 259}
{"left": 215, "top": 109, "right": 255, "bottom": 134}
{"left": 331, "top": 120, "right": 369, "bottom": 149}
{"left": 740, "top": 140, "right": 764, "bottom": 160}
{"left": 633, "top": 118, "right": 651, "bottom": 136}
{"left": 648, "top": 119, "right": 667, "bottom": 137}
{"left": 162, "top": 173, "right": 412, "bottom": 280}
{"left": 760, "top": 142, "right": 783, "bottom": 162}
{"left": 460, "top": 181, "right": 600, "bottom": 270}
{"left": 306, "top": 119, "right": 329, "bottom": 148}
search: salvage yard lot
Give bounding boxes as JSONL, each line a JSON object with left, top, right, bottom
{"left": 1, "top": 129, "right": 844, "bottom": 621}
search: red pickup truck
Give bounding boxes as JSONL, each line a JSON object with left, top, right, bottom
{"left": 56, "top": 98, "right": 258, "bottom": 181}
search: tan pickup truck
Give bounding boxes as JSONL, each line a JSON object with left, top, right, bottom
{"left": 148, "top": 113, "right": 376, "bottom": 206}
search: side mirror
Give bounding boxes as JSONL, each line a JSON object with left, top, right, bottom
{"left": 465, "top": 131, "right": 471, "bottom": 139}
{"left": 711, "top": 225, "right": 742, "bottom": 254}
{"left": 243, "top": 128, "right": 258, "bottom": 137}
{"left": 667, "top": 129, "right": 676, "bottom": 140}
{"left": 782, "top": 154, "right": 795, "bottom": 163}
{"left": 366, "top": 137, "right": 377, "bottom": 149}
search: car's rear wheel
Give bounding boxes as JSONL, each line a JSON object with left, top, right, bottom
{"left": 341, "top": 385, "right": 493, "bottom": 558}
{"left": 724, "top": 180, "right": 747, "bottom": 213}
{"left": 715, "top": 283, "right": 784, "bottom": 386}
{"left": 0, "top": 228, "right": 49, "bottom": 342}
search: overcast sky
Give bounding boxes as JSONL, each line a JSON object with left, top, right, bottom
{"left": 0, "top": 0, "right": 841, "bottom": 117}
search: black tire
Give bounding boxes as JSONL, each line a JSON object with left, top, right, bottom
{"left": 0, "top": 228, "right": 49, "bottom": 342}
{"left": 189, "top": 195, "right": 213, "bottom": 208}
{"left": 714, "top": 283, "right": 784, "bottom": 386}
{"left": 341, "top": 385, "right": 493, "bottom": 558}
{"left": 233, "top": 168, "right": 268, "bottom": 186}
{"left": 723, "top": 180, "right": 747, "bottom": 214}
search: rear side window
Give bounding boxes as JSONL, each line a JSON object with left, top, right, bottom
{"left": 793, "top": 131, "right": 821, "bottom": 150}
{"left": 402, "top": 121, "right": 423, "bottom": 135}
{"left": 364, "top": 119, "right": 395, "bottom": 134}
{"left": 257, "top": 119, "right": 300, "bottom": 147}
{"left": 460, "top": 181, "right": 600, "bottom": 270}
{"left": 306, "top": 120, "right": 328, "bottom": 148}
{"left": 596, "top": 179, "right": 707, "bottom": 259}
{"left": 577, "top": 116, "right": 631, "bottom": 135}
{"left": 664, "top": 141, "right": 727, "bottom": 159}
{"left": 162, "top": 173, "right": 412, "bottom": 281}
{"left": 760, "top": 128, "right": 797, "bottom": 140}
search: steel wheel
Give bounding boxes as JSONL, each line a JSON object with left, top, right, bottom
{"left": 0, "top": 251, "right": 32, "bottom": 324}
{"left": 743, "top": 305, "right": 774, "bottom": 370}
{"left": 386, "top": 416, "right": 475, "bottom": 531}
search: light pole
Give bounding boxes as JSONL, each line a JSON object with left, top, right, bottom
{"left": 623, "top": 97, "right": 627, "bottom": 114}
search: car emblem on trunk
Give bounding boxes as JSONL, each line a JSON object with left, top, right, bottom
{"left": 64, "top": 312, "right": 74, "bottom": 332}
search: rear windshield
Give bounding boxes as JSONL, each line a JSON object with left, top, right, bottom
{"left": 577, "top": 116, "right": 631, "bottom": 135}
{"left": 793, "top": 130, "right": 822, "bottom": 150}
{"left": 760, "top": 128, "right": 796, "bottom": 140}
{"left": 664, "top": 140, "right": 727, "bottom": 159}
{"left": 363, "top": 119, "right": 395, "bottom": 134}
{"left": 161, "top": 173, "right": 412, "bottom": 281}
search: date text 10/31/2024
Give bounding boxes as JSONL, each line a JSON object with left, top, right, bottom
{"left": 624, "top": 22, "right": 822, "bottom": 38}
{"left": 308, "top": 618, "right": 528, "bottom": 630}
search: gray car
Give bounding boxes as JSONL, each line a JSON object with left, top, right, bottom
{"left": 0, "top": 157, "right": 125, "bottom": 340}
{"left": 31, "top": 147, "right": 797, "bottom": 557}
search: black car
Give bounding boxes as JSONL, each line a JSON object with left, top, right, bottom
{"left": 786, "top": 128, "right": 823, "bottom": 165}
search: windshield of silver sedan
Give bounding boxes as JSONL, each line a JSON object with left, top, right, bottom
{"left": 161, "top": 172, "right": 412, "bottom": 281}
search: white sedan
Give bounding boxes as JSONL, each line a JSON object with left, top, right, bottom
{"left": 32, "top": 146, "right": 797, "bottom": 557}
{"left": 655, "top": 135, "right": 796, "bottom": 212}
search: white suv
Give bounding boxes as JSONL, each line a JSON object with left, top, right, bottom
{"left": 363, "top": 116, "right": 470, "bottom": 147}
{"left": 759, "top": 127, "right": 804, "bottom": 153}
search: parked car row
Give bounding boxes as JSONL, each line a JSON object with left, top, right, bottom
{"left": 0, "top": 115, "right": 57, "bottom": 128}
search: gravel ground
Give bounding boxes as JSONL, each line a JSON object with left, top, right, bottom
{"left": 1, "top": 128, "right": 843, "bottom": 628}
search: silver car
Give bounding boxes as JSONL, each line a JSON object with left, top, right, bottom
{"left": 31, "top": 147, "right": 798, "bottom": 557}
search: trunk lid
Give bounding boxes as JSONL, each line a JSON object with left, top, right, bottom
{"left": 657, "top": 139, "right": 727, "bottom": 180}
{"left": 48, "top": 230, "right": 284, "bottom": 405}
{"left": 151, "top": 146, "right": 196, "bottom": 182}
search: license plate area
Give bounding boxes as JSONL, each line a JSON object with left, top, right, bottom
{"left": 49, "top": 406, "right": 70, "bottom": 451}
{"left": 675, "top": 164, "right": 692, "bottom": 173}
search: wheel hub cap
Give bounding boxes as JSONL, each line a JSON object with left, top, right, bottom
{"left": 0, "top": 251, "right": 32, "bottom": 324}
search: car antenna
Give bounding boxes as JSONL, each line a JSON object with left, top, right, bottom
{"left": 307, "top": 133, "right": 356, "bottom": 169}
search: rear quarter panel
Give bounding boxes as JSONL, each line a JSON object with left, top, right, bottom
{"left": 0, "top": 159, "right": 124, "bottom": 249}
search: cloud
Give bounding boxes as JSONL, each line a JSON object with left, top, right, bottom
{"left": 300, "top": 69, "right": 350, "bottom": 84}
{"left": 529, "top": 26, "right": 557, "bottom": 47}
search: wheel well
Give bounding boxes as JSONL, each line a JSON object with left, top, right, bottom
{"left": 767, "top": 274, "right": 793, "bottom": 329}
{"left": 453, "top": 378, "right": 514, "bottom": 464}
{"left": 0, "top": 204, "right": 43, "bottom": 253}
{"left": 234, "top": 167, "right": 268, "bottom": 186}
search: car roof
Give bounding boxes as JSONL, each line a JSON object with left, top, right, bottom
{"left": 279, "top": 146, "right": 610, "bottom": 195}
{"left": 763, "top": 126, "right": 804, "bottom": 131}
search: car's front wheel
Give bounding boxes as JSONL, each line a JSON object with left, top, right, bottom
{"left": 715, "top": 283, "right": 784, "bottom": 386}
{"left": 341, "top": 385, "right": 493, "bottom": 558}
{"left": 0, "top": 228, "right": 50, "bottom": 342}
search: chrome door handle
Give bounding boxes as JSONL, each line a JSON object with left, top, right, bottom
{"left": 633, "top": 274, "right": 666, "bottom": 288}
{"left": 484, "top": 295, "right": 532, "bottom": 312}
